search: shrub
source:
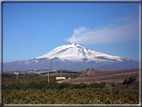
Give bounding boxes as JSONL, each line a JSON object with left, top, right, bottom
{"left": 74, "top": 84, "right": 81, "bottom": 89}
{"left": 81, "top": 84, "right": 87, "bottom": 88}
{"left": 58, "top": 83, "right": 70, "bottom": 89}
{"left": 128, "top": 76, "right": 136, "bottom": 84}
{"left": 123, "top": 77, "right": 136, "bottom": 85}
{"left": 123, "top": 79, "right": 128, "bottom": 85}
{"left": 105, "top": 100, "right": 111, "bottom": 104}
{"left": 111, "top": 83, "right": 115, "bottom": 87}
{"left": 100, "top": 82, "right": 106, "bottom": 85}
{"left": 102, "top": 82, "right": 106, "bottom": 85}
{"left": 89, "top": 83, "right": 104, "bottom": 88}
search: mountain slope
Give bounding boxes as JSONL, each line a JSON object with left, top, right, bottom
{"left": 35, "top": 43, "right": 124, "bottom": 62}
{"left": 3, "top": 43, "right": 139, "bottom": 71}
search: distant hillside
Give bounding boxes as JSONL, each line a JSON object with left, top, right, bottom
{"left": 64, "top": 68, "right": 139, "bottom": 84}
{"left": 3, "top": 43, "right": 139, "bottom": 71}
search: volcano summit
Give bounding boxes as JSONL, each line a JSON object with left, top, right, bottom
{"left": 36, "top": 43, "right": 123, "bottom": 62}
{"left": 3, "top": 43, "right": 139, "bottom": 71}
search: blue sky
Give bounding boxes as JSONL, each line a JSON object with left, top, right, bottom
{"left": 3, "top": 3, "right": 139, "bottom": 63}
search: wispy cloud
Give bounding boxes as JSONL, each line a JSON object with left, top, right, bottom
{"left": 66, "top": 22, "right": 139, "bottom": 44}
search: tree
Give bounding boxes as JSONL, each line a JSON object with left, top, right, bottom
{"left": 128, "top": 76, "right": 136, "bottom": 84}
{"left": 111, "top": 83, "right": 115, "bottom": 87}
{"left": 123, "top": 79, "right": 128, "bottom": 85}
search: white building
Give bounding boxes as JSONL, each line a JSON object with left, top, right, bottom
{"left": 56, "top": 77, "right": 66, "bottom": 80}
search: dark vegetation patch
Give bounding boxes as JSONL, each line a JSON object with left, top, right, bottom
{"left": 2, "top": 73, "right": 139, "bottom": 104}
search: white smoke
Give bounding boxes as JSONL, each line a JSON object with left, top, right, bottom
{"left": 66, "top": 23, "right": 139, "bottom": 44}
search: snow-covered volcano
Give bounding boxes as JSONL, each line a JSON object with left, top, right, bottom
{"left": 35, "top": 43, "right": 124, "bottom": 62}
{"left": 3, "top": 43, "right": 139, "bottom": 71}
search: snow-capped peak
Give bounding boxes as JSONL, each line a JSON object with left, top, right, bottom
{"left": 66, "top": 42, "right": 81, "bottom": 46}
{"left": 65, "top": 42, "right": 83, "bottom": 48}
{"left": 35, "top": 43, "right": 123, "bottom": 62}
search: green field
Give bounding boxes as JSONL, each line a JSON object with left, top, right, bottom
{"left": 2, "top": 73, "right": 140, "bottom": 104}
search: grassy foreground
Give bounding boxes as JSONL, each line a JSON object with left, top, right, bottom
{"left": 2, "top": 74, "right": 139, "bottom": 104}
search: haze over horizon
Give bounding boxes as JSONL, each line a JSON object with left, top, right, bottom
{"left": 3, "top": 3, "right": 139, "bottom": 63}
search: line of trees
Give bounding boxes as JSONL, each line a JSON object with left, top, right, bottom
{"left": 123, "top": 76, "right": 136, "bottom": 85}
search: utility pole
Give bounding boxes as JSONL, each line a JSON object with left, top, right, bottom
{"left": 48, "top": 70, "right": 49, "bottom": 83}
{"left": 48, "top": 60, "right": 52, "bottom": 83}
{"left": 51, "top": 60, "right": 52, "bottom": 71}
{"left": 15, "top": 73, "right": 19, "bottom": 79}
{"left": 17, "top": 74, "right": 18, "bottom": 79}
